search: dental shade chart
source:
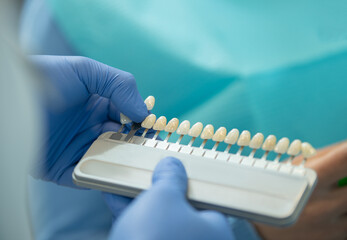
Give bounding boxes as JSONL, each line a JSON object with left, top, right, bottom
{"left": 73, "top": 96, "right": 318, "bottom": 226}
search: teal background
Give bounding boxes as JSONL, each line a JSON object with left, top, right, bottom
{"left": 47, "top": 0, "right": 347, "bottom": 150}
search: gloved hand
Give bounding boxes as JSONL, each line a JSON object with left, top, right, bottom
{"left": 30, "top": 55, "right": 149, "bottom": 187}
{"left": 104, "top": 157, "right": 235, "bottom": 240}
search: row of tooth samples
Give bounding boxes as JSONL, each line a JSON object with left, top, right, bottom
{"left": 139, "top": 114, "right": 316, "bottom": 162}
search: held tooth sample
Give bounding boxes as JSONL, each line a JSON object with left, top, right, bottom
{"left": 224, "top": 129, "right": 239, "bottom": 153}
{"left": 144, "top": 96, "right": 155, "bottom": 111}
{"left": 164, "top": 118, "right": 179, "bottom": 142}
{"left": 187, "top": 122, "right": 203, "bottom": 147}
{"left": 141, "top": 114, "right": 156, "bottom": 137}
{"left": 199, "top": 124, "right": 214, "bottom": 148}
{"left": 274, "top": 137, "right": 290, "bottom": 162}
{"left": 261, "top": 135, "right": 277, "bottom": 160}
{"left": 211, "top": 127, "right": 227, "bottom": 151}
{"left": 152, "top": 116, "right": 167, "bottom": 140}
{"left": 300, "top": 142, "right": 316, "bottom": 167}
{"left": 175, "top": 120, "right": 190, "bottom": 144}
{"left": 286, "top": 140, "right": 302, "bottom": 164}
{"left": 117, "top": 113, "right": 132, "bottom": 133}
{"left": 236, "top": 130, "right": 251, "bottom": 155}
{"left": 117, "top": 96, "right": 155, "bottom": 138}
{"left": 249, "top": 133, "right": 264, "bottom": 158}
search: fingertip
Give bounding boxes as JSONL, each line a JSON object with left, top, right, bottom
{"left": 199, "top": 211, "right": 230, "bottom": 231}
{"left": 152, "top": 157, "right": 188, "bottom": 193}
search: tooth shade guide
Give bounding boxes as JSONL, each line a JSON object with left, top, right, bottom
{"left": 236, "top": 130, "right": 251, "bottom": 156}
{"left": 144, "top": 96, "right": 155, "bottom": 110}
{"left": 211, "top": 127, "right": 227, "bottom": 151}
{"left": 249, "top": 133, "right": 264, "bottom": 158}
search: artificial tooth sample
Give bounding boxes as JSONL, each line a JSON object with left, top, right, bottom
{"left": 286, "top": 139, "right": 302, "bottom": 163}
{"left": 224, "top": 128, "right": 239, "bottom": 153}
{"left": 141, "top": 114, "right": 156, "bottom": 137}
{"left": 211, "top": 127, "right": 227, "bottom": 150}
{"left": 274, "top": 137, "right": 290, "bottom": 162}
{"left": 301, "top": 142, "right": 316, "bottom": 166}
{"left": 152, "top": 116, "right": 167, "bottom": 140}
{"left": 118, "top": 96, "right": 155, "bottom": 135}
{"left": 187, "top": 122, "right": 203, "bottom": 146}
{"left": 236, "top": 130, "right": 251, "bottom": 155}
{"left": 164, "top": 118, "right": 179, "bottom": 142}
{"left": 144, "top": 96, "right": 155, "bottom": 111}
{"left": 175, "top": 120, "right": 190, "bottom": 144}
{"left": 117, "top": 113, "right": 131, "bottom": 133}
{"left": 249, "top": 133, "right": 264, "bottom": 157}
{"left": 199, "top": 124, "right": 214, "bottom": 148}
{"left": 261, "top": 135, "right": 277, "bottom": 160}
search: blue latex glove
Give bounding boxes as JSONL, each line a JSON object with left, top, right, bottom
{"left": 30, "top": 55, "right": 149, "bottom": 187}
{"left": 104, "top": 157, "right": 235, "bottom": 240}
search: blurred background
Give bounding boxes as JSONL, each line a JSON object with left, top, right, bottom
{"left": 3, "top": 0, "right": 347, "bottom": 239}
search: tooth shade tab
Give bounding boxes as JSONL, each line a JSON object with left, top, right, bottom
{"left": 200, "top": 124, "right": 214, "bottom": 139}
{"left": 249, "top": 133, "right": 264, "bottom": 149}
{"left": 274, "top": 137, "right": 290, "bottom": 154}
{"left": 141, "top": 114, "right": 156, "bottom": 129}
{"left": 188, "top": 122, "right": 203, "bottom": 137}
{"left": 237, "top": 130, "right": 251, "bottom": 146}
{"left": 176, "top": 120, "right": 190, "bottom": 135}
{"left": 301, "top": 142, "right": 316, "bottom": 158}
{"left": 144, "top": 96, "right": 155, "bottom": 110}
{"left": 120, "top": 113, "right": 132, "bottom": 124}
{"left": 224, "top": 128, "right": 239, "bottom": 145}
{"left": 212, "top": 127, "right": 227, "bottom": 142}
{"left": 262, "top": 135, "right": 277, "bottom": 151}
{"left": 153, "top": 116, "right": 167, "bottom": 131}
{"left": 287, "top": 140, "right": 302, "bottom": 156}
{"left": 165, "top": 118, "right": 179, "bottom": 132}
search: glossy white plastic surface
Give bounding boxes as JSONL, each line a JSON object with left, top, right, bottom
{"left": 73, "top": 132, "right": 317, "bottom": 227}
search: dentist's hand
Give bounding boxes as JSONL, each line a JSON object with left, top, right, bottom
{"left": 30, "top": 56, "right": 149, "bottom": 187}
{"left": 104, "top": 157, "right": 234, "bottom": 240}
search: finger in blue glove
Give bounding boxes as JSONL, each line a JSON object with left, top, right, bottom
{"left": 106, "top": 157, "right": 235, "bottom": 240}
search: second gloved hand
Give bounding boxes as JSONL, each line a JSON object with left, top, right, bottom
{"left": 30, "top": 56, "right": 149, "bottom": 187}
{"left": 104, "top": 157, "right": 235, "bottom": 240}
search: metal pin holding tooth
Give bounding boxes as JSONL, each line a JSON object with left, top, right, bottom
{"left": 164, "top": 118, "right": 179, "bottom": 142}
{"left": 236, "top": 130, "right": 251, "bottom": 155}
{"left": 141, "top": 114, "right": 156, "bottom": 137}
{"left": 261, "top": 135, "right": 277, "bottom": 160}
{"left": 300, "top": 142, "right": 316, "bottom": 167}
{"left": 187, "top": 122, "right": 203, "bottom": 147}
{"left": 286, "top": 140, "right": 302, "bottom": 164}
{"left": 223, "top": 129, "right": 239, "bottom": 153}
{"left": 144, "top": 96, "right": 155, "bottom": 111}
{"left": 211, "top": 127, "right": 227, "bottom": 151}
{"left": 199, "top": 124, "right": 214, "bottom": 149}
{"left": 274, "top": 137, "right": 290, "bottom": 163}
{"left": 152, "top": 116, "right": 167, "bottom": 140}
{"left": 175, "top": 120, "right": 190, "bottom": 144}
{"left": 249, "top": 133, "right": 264, "bottom": 158}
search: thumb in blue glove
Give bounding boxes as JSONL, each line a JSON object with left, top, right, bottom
{"left": 30, "top": 56, "right": 149, "bottom": 186}
{"left": 105, "top": 157, "right": 235, "bottom": 240}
